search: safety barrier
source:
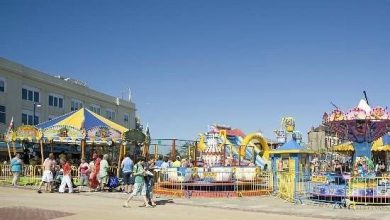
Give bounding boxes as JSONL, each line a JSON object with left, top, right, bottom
{"left": 274, "top": 172, "right": 390, "bottom": 208}
{"left": 4, "top": 163, "right": 390, "bottom": 207}
{"left": 347, "top": 177, "right": 390, "bottom": 206}
{"left": 154, "top": 167, "right": 273, "bottom": 198}
{"left": 0, "top": 164, "right": 119, "bottom": 186}
{"left": 0, "top": 165, "right": 42, "bottom": 185}
{"left": 276, "top": 171, "right": 296, "bottom": 202}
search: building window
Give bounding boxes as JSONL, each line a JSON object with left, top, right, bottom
{"left": 71, "top": 99, "right": 83, "bottom": 111}
{"left": 49, "top": 94, "right": 64, "bottom": 108}
{"left": 22, "top": 87, "right": 39, "bottom": 102}
{"left": 0, "top": 78, "right": 5, "bottom": 92}
{"left": 22, "top": 113, "right": 38, "bottom": 125}
{"left": 124, "top": 114, "right": 129, "bottom": 123}
{"left": 48, "top": 115, "right": 58, "bottom": 121}
{"left": 89, "top": 105, "right": 101, "bottom": 115}
{"left": 0, "top": 105, "right": 5, "bottom": 124}
{"left": 106, "top": 109, "right": 115, "bottom": 120}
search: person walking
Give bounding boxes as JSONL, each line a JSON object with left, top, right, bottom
{"left": 59, "top": 159, "right": 73, "bottom": 193}
{"left": 89, "top": 154, "right": 98, "bottom": 190}
{"left": 121, "top": 153, "right": 134, "bottom": 194}
{"left": 37, "top": 153, "right": 56, "bottom": 193}
{"left": 99, "top": 154, "right": 109, "bottom": 191}
{"left": 123, "top": 157, "right": 150, "bottom": 208}
{"left": 10, "top": 153, "right": 23, "bottom": 186}
{"left": 144, "top": 158, "right": 157, "bottom": 207}
{"left": 78, "top": 158, "right": 89, "bottom": 191}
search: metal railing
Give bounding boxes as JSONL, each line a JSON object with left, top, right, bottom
{"left": 0, "top": 164, "right": 119, "bottom": 186}
{"left": 274, "top": 171, "right": 390, "bottom": 208}
{"left": 154, "top": 167, "right": 273, "bottom": 198}
{"left": 347, "top": 176, "right": 390, "bottom": 206}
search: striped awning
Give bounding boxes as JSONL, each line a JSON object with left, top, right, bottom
{"left": 36, "top": 108, "right": 128, "bottom": 144}
{"left": 333, "top": 142, "right": 354, "bottom": 152}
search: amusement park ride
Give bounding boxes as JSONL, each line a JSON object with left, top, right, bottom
{"left": 323, "top": 97, "right": 390, "bottom": 175}
{"left": 153, "top": 94, "right": 390, "bottom": 203}
{"left": 197, "top": 124, "right": 269, "bottom": 168}
{"left": 196, "top": 119, "right": 304, "bottom": 169}
{"left": 309, "top": 94, "right": 390, "bottom": 203}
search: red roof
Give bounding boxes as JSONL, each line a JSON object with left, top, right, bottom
{"left": 207, "top": 126, "right": 246, "bottom": 137}
{"left": 226, "top": 129, "right": 245, "bottom": 137}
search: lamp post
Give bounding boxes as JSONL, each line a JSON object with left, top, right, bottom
{"left": 33, "top": 103, "right": 41, "bottom": 125}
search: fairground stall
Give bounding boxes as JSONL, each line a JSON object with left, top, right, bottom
{"left": 270, "top": 136, "right": 314, "bottom": 203}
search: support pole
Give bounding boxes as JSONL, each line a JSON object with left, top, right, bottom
{"left": 252, "top": 146, "right": 255, "bottom": 164}
{"left": 223, "top": 144, "right": 226, "bottom": 166}
{"left": 7, "top": 142, "right": 12, "bottom": 162}
{"left": 117, "top": 143, "right": 123, "bottom": 177}
{"left": 194, "top": 141, "right": 198, "bottom": 167}
{"left": 154, "top": 144, "right": 158, "bottom": 160}
{"left": 239, "top": 145, "right": 242, "bottom": 166}
{"left": 40, "top": 140, "right": 44, "bottom": 165}
{"left": 188, "top": 144, "right": 191, "bottom": 160}
{"left": 12, "top": 142, "right": 16, "bottom": 155}
{"left": 172, "top": 139, "right": 176, "bottom": 159}
{"left": 81, "top": 140, "right": 85, "bottom": 159}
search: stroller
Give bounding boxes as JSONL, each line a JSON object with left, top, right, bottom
{"left": 107, "top": 172, "right": 120, "bottom": 192}
{"left": 53, "top": 169, "right": 64, "bottom": 191}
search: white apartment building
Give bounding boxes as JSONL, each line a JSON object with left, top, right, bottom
{"left": 0, "top": 57, "right": 136, "bottom": 140}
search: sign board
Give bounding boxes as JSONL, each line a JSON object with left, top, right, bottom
{"left": 13, "top": 125, "right": 42, "bottom": 142}
{"left": 311, "top": 176, "right": 327, "bottom": 183}
{"left": 87, "top": 126, "right": 121, "bottom": 139}
{"left": 43, "top": 125, "right": 84, "bottom": 141}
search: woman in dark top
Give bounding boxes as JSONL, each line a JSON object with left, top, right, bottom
{"left": 334, "top": 160, "right": 342, "bottom": 174}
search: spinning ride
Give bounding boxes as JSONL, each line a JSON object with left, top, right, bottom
{"left": 155, "top": 124, "right": 272, "bottom": 198}
{"left": 315, "top": 98, "right": 390, "bottom": 203}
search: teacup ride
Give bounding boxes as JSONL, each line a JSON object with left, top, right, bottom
{"left": 234, "top": 167, "right": 258, "bottom": 182}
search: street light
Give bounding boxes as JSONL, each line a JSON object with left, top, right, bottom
{"left": 33, "top": 103, "right": 41, "bottom": 125}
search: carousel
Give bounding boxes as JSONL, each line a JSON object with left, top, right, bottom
{"left": 314, "top": 98, "right": 390, "bottom": 204}
{"left": 7, "top": 108, "right": 132, "bottom": 176}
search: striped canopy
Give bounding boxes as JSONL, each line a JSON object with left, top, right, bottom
{"left": 372, "top": 135, "right": 390, "bottom": 151}
{"left": 333, "top": 142, "right": 354, "bottom": 152}
{"left": 333, "top": 135, "right": 390, "bottom": 152}
{"left": 36, "top": 108, "right": 129, "bottom": 144}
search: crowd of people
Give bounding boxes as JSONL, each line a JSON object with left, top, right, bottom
{"left": 9, "top": 151, "right": 161, "bottom": 208}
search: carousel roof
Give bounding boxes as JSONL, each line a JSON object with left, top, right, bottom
{"left": 35, "top": 108, "right": 129, "bottom": 144}
{"left": 36, "top": 108, "right": 128, "bottom": 134}
{"left": 324, "top": 99, "right": 390, "bottom": 143}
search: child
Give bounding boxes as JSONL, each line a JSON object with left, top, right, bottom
{"left": 59, "top": 159, "right": 73, "bottom": 193}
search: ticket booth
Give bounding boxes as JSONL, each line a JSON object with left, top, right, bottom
{"left": 270, "top": 140, "right": 314, "bottom": 201}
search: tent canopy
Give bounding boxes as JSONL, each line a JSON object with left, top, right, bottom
{"left": 372, "top": 135, "right": 390, "bottom": 151}
{"left": 333, "top": 142, "right": 354, "bottom": 152}
{"left": 36, "top": 108, "right": 129, "bottom": 144}
{"left": 37, "top": 108, "right": 128, "bottom": 133}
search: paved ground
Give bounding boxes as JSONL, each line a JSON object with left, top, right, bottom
{"left": 0, "top": 187, "right": 389, "bottom": 220}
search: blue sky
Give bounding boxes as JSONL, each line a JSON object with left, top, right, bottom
{"left": 1, "top": 1, "right": 390, "bottom": 141}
